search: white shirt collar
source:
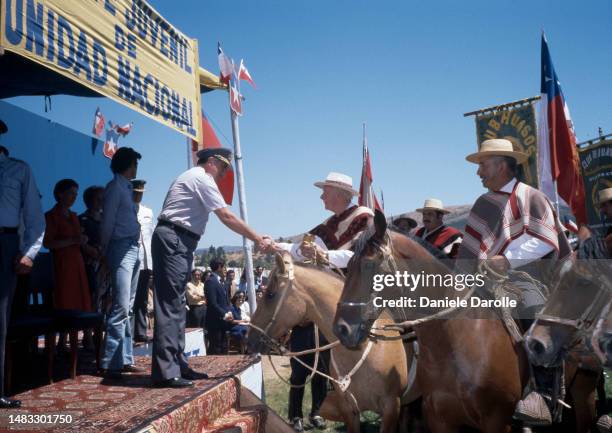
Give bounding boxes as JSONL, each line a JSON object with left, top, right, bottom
{"left": 499, "top": 178, "right": 518, "bottom": 193}
{"left": 212, "top": 272, "right": 223, "bottom": 282}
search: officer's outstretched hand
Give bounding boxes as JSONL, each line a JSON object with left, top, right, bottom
{"left": 14, "top": 255, "right": 34, "bottom": 275}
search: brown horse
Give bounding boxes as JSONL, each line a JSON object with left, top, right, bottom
{"left": 333, "top": 210, "right": 598, "bottom": 433}
{"left": 525, "top": 258, "right": 612, "bottom": 368}
{"left": 247, "top": 252, "right": 418, "bottom": 433}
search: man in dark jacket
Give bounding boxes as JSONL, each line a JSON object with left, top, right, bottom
{"left": 205, "top": 259, "right": 232, "bottom": 354}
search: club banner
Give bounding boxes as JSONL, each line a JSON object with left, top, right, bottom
{"left": 475, "top": 103, "right": 539, "bottom": 188}
{"left": 1, "top": 0, "right": 202, "bottom": 141}
{"left": 578, "top": 139, "right": 612, "bottom": 230}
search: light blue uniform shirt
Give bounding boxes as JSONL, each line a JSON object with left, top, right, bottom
{"left": 158, "top": 167, "right": 227, "bottom": 236}
{"left": 0, "top": 153, "right": 45, "bottom": 259}
{"left": 100, "top": 174, "right": 140, "bottom": 252}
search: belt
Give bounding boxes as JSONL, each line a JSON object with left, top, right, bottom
{"left": 157, "top": 220, "right": 200, "bottom": 241}
{"left": 0, "top": 227, "right": 18, "bottom": 234}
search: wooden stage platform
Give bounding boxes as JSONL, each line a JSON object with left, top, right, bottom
{"left": 0, "top": 355, "right": 270, "bottom": 433}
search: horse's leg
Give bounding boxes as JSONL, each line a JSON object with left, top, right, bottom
{"left": 380, "top": 397, "right": 400, "bottom": 433}
{"left": 568, "top": 368, "right": 599, "bottom": 433}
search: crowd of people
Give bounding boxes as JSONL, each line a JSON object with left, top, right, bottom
{"left": 3, "top": 115, "right": 612, "bottom": 431}
{"left": 0, "top": 118, "right": 277, "bottom": 408}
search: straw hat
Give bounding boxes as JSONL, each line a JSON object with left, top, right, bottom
{"left": 599, "top": 188, "right": 612, "bottom": 206}
{"left": 416, "top": 198, "right": 450, "bottom": 214}
{"left": 392, "top": 213, "right": 418, "bottom": 230}
{"left": 466, "top": 139, "right": 529, "bottom": 164}
{"left": 314, "top": 172, "right": 359, "bottom": 196}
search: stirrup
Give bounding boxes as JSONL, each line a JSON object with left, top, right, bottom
{"left": 597, "top": 415, "right": 612, "bottom": 433}
{"left": 513, "top": 391, "right": 552, "bottom": 426}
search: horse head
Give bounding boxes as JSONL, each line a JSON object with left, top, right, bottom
{"left": 247, "top": 252, "right": 308, "bottom": 354}
{"left": 525, "top": 258, "right": 612, "bottom": 367}
{"left": 333, "top": 210, "right": 397, "bottom": 348}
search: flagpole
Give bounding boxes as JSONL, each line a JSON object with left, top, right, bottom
{"left": 229, "top": 108, "right": 257, "bottom": 314}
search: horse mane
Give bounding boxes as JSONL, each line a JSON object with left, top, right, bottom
{"left": 352, "top": 224, "right": 452, "bottom": 273}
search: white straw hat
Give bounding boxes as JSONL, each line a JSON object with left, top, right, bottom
{"left": 314, "top": 172, "right": 359, "bottom": 196}
{"left": 416, "top": 198, "right": 450, "bottom": 214}
{"left": 466, "top": 139, "right": 529, "bottom": 164}
{"left": 599, "top": 188, "right": 612, "bottom": 206}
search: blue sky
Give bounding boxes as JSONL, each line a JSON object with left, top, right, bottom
{"left": 7, "top": 0, "right": 612, "bottom": 247}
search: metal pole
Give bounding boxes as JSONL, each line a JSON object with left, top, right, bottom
{"left": 229, "top": 109, "right": 257, "bottom": 313}
{"left": 186, "top": 137, "right": 193, "bottom": 169}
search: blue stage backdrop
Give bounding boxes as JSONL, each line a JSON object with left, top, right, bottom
{"left": 0, "top": 100, "right": 109, "bottom": 215}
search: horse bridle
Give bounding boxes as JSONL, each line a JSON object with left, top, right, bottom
{"left": 533, "top": 265, "right": 612, "bottom": 335}
{"left": 336, "top": 234, "right": 400, "bottom": 322}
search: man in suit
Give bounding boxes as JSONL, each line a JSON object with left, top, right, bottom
{"left": 205, "top": 259, "right": 232, "bottom": 354}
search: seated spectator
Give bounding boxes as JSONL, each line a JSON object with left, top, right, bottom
{"left": 186, "top": 269, "right": 206, "bottom": 329}
{"left": 229, "top": 292, "right": 249, "bottom": 351}
{"left": 43, "top": 179, "right": 92, "bottom": 349}
{"left": 238, "top": 290, "right": 251, "bottom": 322}
{"left": 255, "top": 288, "right": 264, "bottom": 304}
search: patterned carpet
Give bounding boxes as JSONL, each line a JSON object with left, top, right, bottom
{"left": 0, "top": 355, "right": 262, "bottom": 433}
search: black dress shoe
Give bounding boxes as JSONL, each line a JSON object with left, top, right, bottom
{"left": 309, "top": 415, "right": 326, "bottom": 429}
{"left": 181, "top": 369, "right": 209, "bottom": 380}
{"left": 153, "top": 377, "right": 194, "bottom": 388}
{"left": 291, "top": 417, "right": 304, "bottom": 432}
{"left": 0, "top": 397, "right": 21, "bottom": 409}
{"left": 101, "top": 369, "right": 123, "bottom": 380}
{"left": 122, "top": 364, "right": 146, "bottom": 373}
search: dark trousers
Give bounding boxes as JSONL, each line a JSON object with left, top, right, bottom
{"left": 151, "top": 225, "right": 197, "bottom": 381}
{"left": 187, "top": 304, "right": 207, "bottom": 328}
{"left": 132, "top": 269, "right": 152, "bottom": 339}
{"left": 288, "top": 324, "right": 330, "bottom": 420}
{"left": 0, "top": 234, "right": 19, "bottom": 397}
{"left": 207, "top": 327, "right": 228, "bottom": 355}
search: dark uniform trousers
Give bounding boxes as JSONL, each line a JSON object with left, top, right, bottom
{"left": 151, "top": 224, "right": 198, "bottom": 382}
{"left": 132, "top": 269, "right": 152, "bottom": 339}
{"left": 288, "top": 323, "right": 330, "bottom": 420}
{"left": 0, "top": 233, "right": 19, "bottom": 397}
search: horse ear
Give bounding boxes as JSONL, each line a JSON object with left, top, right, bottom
{"left": 374, "top": 209, "right": 387, "bottom": 240}
{"left": 275, "top": 252, "right": 286, "bottom": 274}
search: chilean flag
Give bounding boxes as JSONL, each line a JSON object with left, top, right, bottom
{"left": 191, "top": 113, "right": 234, "bottom": 205}
{"left": 537, "top": 34, "right": 586, "bottom": 225}
{"left": 229, "top": 67, "right": 242, "bottom": 116}
{"left": 103, "top": 127, "right": 120, "bottom": 159}
{"left": 358, "top": 125, "right": 383, "bottom": 212}
{"left": 114, "top": 122, "right": 133, "bottom": 136}
{"left": 92, "top": 108, "right": 105, "bottom": 137}
{"left": 238, "top": 59, "right": 257, "bottom": 89}
{"left": 218, "top": 43, "right": 234, "bottom": 84}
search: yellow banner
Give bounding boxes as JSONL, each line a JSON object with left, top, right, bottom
{"left": 1, "top": 0, "right": 202, "bottom": 142}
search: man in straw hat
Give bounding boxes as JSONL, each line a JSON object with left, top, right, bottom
{"left": 457, "top": 138, "right": 572, "bottom": 426}
{"left": 391, "top": 212, "right": 418, "bottom": 234}
{"left": 274, "top": 171, "right": 374, "bottom": 431}
{"left": 415, "top": 198, "right": 462, "bottom": 259}
{"left": 576, "top": 187, "right": 612, "bottom": 258}
{"left": 151, "top": 147, "right": 272, "bottom": 388}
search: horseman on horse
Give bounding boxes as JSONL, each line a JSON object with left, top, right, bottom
{"left": 273, "top": 171, "right": 373, "bottom": 432}
{"left": 457, "top": 138, "right": 573, "bottom": 426}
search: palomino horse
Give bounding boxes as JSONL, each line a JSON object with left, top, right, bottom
{"left": 247, "top": 253, "right": 418, "bottom": 433}
{"left": 333, "top": 210, "right": 598, "bottom": 433}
